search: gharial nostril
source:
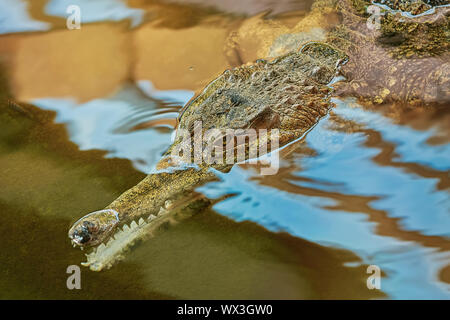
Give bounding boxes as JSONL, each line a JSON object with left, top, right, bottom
{"left": 69, "top": 209, "right": 120, "bottom": 247}
{"left": 69, "top": 227, "right": 91, "bottom": 245}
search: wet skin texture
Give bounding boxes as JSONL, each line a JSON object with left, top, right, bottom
{"left": 68, "top": 41, "right": 347, "bottom": 248}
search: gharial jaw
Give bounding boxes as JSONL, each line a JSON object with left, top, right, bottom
{"left": 81, "top": 204, "right": 173, "bottom": 271}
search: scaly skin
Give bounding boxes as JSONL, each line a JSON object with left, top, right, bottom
{"left": 69, "top": 0, "right": 449, "bottom": 270}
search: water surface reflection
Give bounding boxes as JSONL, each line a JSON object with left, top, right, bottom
{"left": 197, "top": 99, "right": 450, "bottom": 298}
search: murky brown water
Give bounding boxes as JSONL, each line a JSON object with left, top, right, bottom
{"left": 0, "top": 0, "right": 448, "bottom": 299}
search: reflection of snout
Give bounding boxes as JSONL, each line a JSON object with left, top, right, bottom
{"left": 68, "top": 209, "right": 119, "bottom": 247}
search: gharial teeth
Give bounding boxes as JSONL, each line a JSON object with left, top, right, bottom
{"left": 138, "top": 218, "right": 145, "bottom": 225}
{"left": 164, "top": 200, "right": 173, "bottom": 209}
{"left": 158, "top": 207, "right": 165, "bottom": 215}
{"left": 123, "top": 224, "right": 130, "bottom": 232}
{"left": 90, "top": 263, "right": 103, "bottom": 272}
{"left": 130, "top": 221, "right": 138, "bottom": 228}
{"left": 148, "top": 214, "right": 156, "bottom": 221}
{"left": 113, "top": 230, "right": 123, "bottom": 239}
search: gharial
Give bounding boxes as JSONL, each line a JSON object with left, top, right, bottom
{"left": 68, "top": 0, "right": 450, "bottom": 271}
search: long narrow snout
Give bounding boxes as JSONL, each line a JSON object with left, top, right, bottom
{"left": 68, "top": 209, "right": 120, "bottom": 247}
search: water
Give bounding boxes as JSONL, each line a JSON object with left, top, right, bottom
{"left": 0, "top": 0, "right": 448, "bottom": 299}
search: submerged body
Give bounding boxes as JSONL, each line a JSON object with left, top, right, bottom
{"left": 68, "top": 0, "right": 449, "bottom": 270}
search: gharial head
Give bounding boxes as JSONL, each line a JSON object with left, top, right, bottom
{"left": 68, "top": 209, "right": 120, "bottom": 247}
